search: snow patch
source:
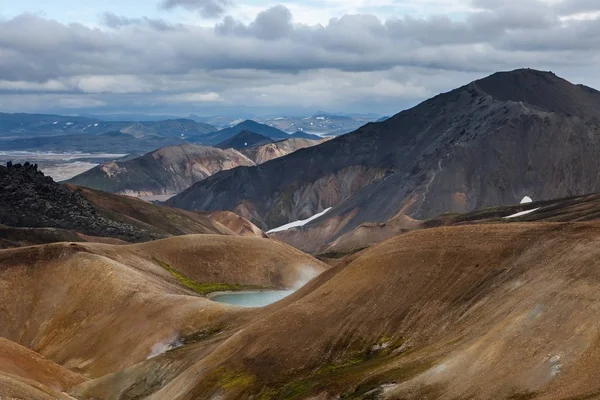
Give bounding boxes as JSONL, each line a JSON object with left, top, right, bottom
{"left": 521, "top": 196, "right": 533, "bottom": 204}
{"left": 503, "top": 208, "right": 540, "bottom": 219}
{"left": 94, "top": 123, "right": 99, "bottom": 127}
{"left": 267, "top": 208, "right": 332, "bottom": 233}
{"left": 52, "top": 121, "right": 58, "bottom": 124}
{"left": 65, "top": 122, "right": 73, "bottom": 126}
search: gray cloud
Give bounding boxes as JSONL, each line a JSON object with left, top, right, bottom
{"left": 216, "top": 5, "right": 292, "bottom": 39}
{"left": 2, "top": 2, "right": 600, "bottom": 116}
{"left": 159, "top": 0, "right": 233, "bottom": 18}
{"left": 555, "top": 0, "right": 600, "bottom": 15}
{"left": 102, "top": 12, "right": 179, "bottom": 31}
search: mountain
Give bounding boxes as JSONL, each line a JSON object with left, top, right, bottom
{"left": 0, "top": 162, "right": 234, "bottom": 243}
{"left": 66, "top": 137, "right": 324, "bottom": 196}
{"left": 189, "top": 120, "right": 290, "bottom": 145}
{"left": 167, "top": 69, "right": 600, "bottom": 244}
{"left": 216, "top": 120, "right": 290, "bottom": 140}
{"left": 240, "top": 137, "right": 325, "bottom": 164}
{"left": 0, "top": 113, "right": 216, "bottom": 139}
{"left": 66, "top": 144, "right": 255, "bottom": 196}
{"left": 215, "top": 130, "right": 273, "bottom": 149}
{"left": 290, "top": 130, "right": 323, "bottom": 140}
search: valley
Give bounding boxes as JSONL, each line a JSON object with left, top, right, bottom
{"left": 4, "top": 68, "right": 600, "bottom": 400}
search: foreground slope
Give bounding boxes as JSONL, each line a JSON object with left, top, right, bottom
{"left": 0, "top": 235, "right": 326, "bottom": 386}
{"left": 75, "top": 222, "right": 600, "bottom": 400}
{"left": 168, "top": 69, "right": 600, "bottom": 241}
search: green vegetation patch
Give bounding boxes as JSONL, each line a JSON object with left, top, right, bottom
{"left": 258, "top": 336, "right": 427, "bottom": 400}
{"left": 153, "top": 257, "right": 265, "bottom": 295}
{"left": 204, "top": 367, "right": 255, "bottom": 391}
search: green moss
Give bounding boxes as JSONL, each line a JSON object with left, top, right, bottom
{"left": 277, "top": 380, "right": 313, "bottom": 399}
{"left": 215, "top": 368, "right": 255, "bottom": 390}
{"left": 153, "top": 257, "right": 265, "bottom": 295}
{"left": 340, "top": 359, "right": 436, "bottom": 400}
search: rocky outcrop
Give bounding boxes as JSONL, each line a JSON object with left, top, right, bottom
{"left": 0, "top": 163, "right": 234, "bottom": 244}
{"left": 0, "top": 162, "right": 160, "bottom": 242}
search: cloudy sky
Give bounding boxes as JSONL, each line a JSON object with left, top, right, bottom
{"left": 2, "top": 0, "right": 600, "bottom": 117}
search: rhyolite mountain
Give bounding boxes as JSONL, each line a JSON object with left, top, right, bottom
{"left": 215, "top": 130, "right": 273, "bottom": 149}
{"left": 168, "top": 68, "right": 600, "bottom": 244}
{"left": 240, "top": 137, "right": 325, "bottom": 165}
{"left": 67, "top": 137, "right": 324, "bottom": 196}
{"left": 66, "top": 144, "right": 255, "bottom": 196}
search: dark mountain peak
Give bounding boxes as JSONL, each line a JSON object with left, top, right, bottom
{"left": 216, "top": 130, "right": 273, "bottom": 149}
{"left": 236, "top": 119, "right": 261, "bottom": 127}
{"left": 472, "top": 68, "right": 600, "bottom": 118}
{"left": 101, "top": 130, "right": 132, "bottom": 138}
{"left": 290, "top": 131, "right": 322, "bottom": 140}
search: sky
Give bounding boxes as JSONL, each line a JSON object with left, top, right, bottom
{"left": 2, "top": 0, "right": 600, "bottom": 117}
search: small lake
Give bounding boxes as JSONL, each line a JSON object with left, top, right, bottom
{"left": 210, "top": 290, "right": 294, "bottom": 307}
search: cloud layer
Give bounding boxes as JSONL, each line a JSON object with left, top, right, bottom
{"left": 2, "top": 0, "right": 600, "bottom": 115}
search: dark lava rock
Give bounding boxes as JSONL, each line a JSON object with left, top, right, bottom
{"left": 0, "top": 162, "right": 160, "bottom": 242}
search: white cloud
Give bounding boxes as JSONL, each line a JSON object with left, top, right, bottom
{"left": 167, "top": 91, "right": 223, "bottom": 102}
{"left": 74, "top": 75, "right": 153, "bottom": 93}
{"left": 0, "top": 79, "right": 67, "bottom": 91}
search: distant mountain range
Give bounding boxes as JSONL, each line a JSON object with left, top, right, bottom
{"left": 0, "top": 118, "right": 290, "bottom": 153}
{"left": 167, "top": 69, "right": 600, "bottom": 250}
{"left": 0, "top": 114, "right": 216, "bottom": 139}
{"left": 259, "top": 113, "right": 380, "bottom": 136}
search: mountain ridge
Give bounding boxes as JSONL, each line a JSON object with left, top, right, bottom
{"left": 168, "top": 68, "right": 600, "bottom": 247}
